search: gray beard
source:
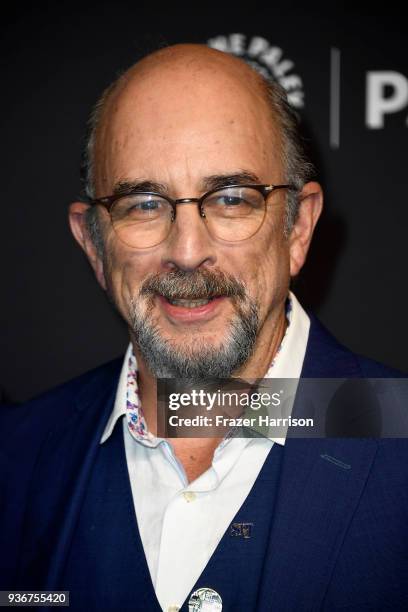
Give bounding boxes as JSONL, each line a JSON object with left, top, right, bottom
{"left": 129, "top": 297, "right": 260, "bottom": 381}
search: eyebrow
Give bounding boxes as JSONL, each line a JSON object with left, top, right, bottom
{"left": 112, "top": 179, "right": 168, "bottom": 196}
{"left": 201, "top": 171, "right": 262, "bottom": 191}
{"left": 111, "top": 170, "right": 262, "bottom": 198}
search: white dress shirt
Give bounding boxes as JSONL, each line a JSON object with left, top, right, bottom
{"left": 100, "top": 291, "right": 310, "bottom": 611}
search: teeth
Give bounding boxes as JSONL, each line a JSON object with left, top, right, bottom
{"left": 168, "top": 298, "right": 212, "bottom": 308}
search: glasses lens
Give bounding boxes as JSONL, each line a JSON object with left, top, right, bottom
{"left": 202, "top": 187, "right": 266, "bottom": 241}
{"left": 110, "top": 193, "right": 173, "bottom": 248}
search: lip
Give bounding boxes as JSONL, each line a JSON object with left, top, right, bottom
{"left": 157, "top": 294, "right": 227, "bottom": 323}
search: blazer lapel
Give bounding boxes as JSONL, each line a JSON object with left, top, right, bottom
{"left": 17, "top": 363, "right": 121, "bottom": 589}
{"left": 257, "top": 315, "right": 379, "bottom": 610}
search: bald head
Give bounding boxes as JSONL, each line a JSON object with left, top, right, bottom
{"left": 92, "top": 44, "right": 271, "bottom": 154}
{"left": 81, "top": 43, "right": 314, "bottom": 247}
{"left": 106, "top": 43, "right": 266, "bottom": 99}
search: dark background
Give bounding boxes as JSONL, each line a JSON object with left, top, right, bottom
{"left": 1, "top": 2, "right": 407, "bottom": 403}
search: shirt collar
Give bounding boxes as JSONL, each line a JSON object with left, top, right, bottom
{"left": 100, "top": 291, "right": 310, "bottom": 446}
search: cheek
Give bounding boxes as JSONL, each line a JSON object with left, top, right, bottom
{"left": 237, "top": 214, "right": 290, "bottom": 308}
{"left": 103, "top": 240, "right": 161, "bottom": 318}
{"left": 253, "top": 248, "right": 290, "bottom": 308}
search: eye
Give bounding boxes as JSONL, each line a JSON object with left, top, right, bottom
{"left": 112, "top": 193, "right": 171, "bottom": 222}
{"left": 134, "top": 199, "right": 162, "bottom": 211}
{"left": 202, "top": 187, "right": 264, "bottom": 217}
{"left": 217, "top": 195, "right": 245, "bottom": 206}
{"left": 124, "top": 198, "right": 165, "bottom": 218}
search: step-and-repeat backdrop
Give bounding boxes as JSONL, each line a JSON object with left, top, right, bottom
{"left": 1, "top": 4, "right": 406, "bottom": 401}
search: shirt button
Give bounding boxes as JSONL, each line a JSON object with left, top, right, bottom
{"left": 167, "top": 606, "right": 180, "bottom": 612}
{"left": 183, "top": 491, "right": 197, "bottom": 503}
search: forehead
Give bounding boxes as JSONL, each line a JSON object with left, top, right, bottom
{"left": 94, "top": 55, "right": 284, "bottom": 194}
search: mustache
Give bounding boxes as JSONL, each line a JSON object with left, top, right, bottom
{"left": 139, "top": 268, "right": 247, "bottom": 301}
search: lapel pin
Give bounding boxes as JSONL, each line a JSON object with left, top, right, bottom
{"left": 188, "top": 587, "right": 222, "bottom": 611}
{"left": 230, "top": 522, "right": 254, "bottom": 538}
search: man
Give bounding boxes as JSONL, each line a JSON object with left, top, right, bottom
{"left": 1, "top": 44, "right": 407, "bottom": 611}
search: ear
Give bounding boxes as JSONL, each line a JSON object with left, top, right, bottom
{"left": 289, "top": 181, "right": 323, "bottom": 277}
{"left": 68, "top": 202, "right": 107, "bottom": 290}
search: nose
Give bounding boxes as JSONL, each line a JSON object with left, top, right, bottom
{"left": 161, "top": 201, "right": 216, "bottom": 271}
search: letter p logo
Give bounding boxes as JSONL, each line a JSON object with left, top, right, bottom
{"left": 366, "top": 71, "right": 408, "bottom": 128}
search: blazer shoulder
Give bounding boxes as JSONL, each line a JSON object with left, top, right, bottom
{"left": 0, "top": 357, "right": 123, "bottom": 440}
{"left": 305, "top": 312, "right": 407, "bottom": 378}
{"left": 355, "top": 353, "right": 406, "bottom": 378}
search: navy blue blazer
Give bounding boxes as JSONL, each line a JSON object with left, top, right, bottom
{"left": 1, "top": 315, "right": 408, "bottom": 610}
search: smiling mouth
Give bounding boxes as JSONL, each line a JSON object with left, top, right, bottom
{"left": 165, "top": 297, "right": 216, "bottom": 308}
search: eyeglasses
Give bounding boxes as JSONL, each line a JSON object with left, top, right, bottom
{"left": 88, "top": 183, "right": 297, "bottom": 249}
